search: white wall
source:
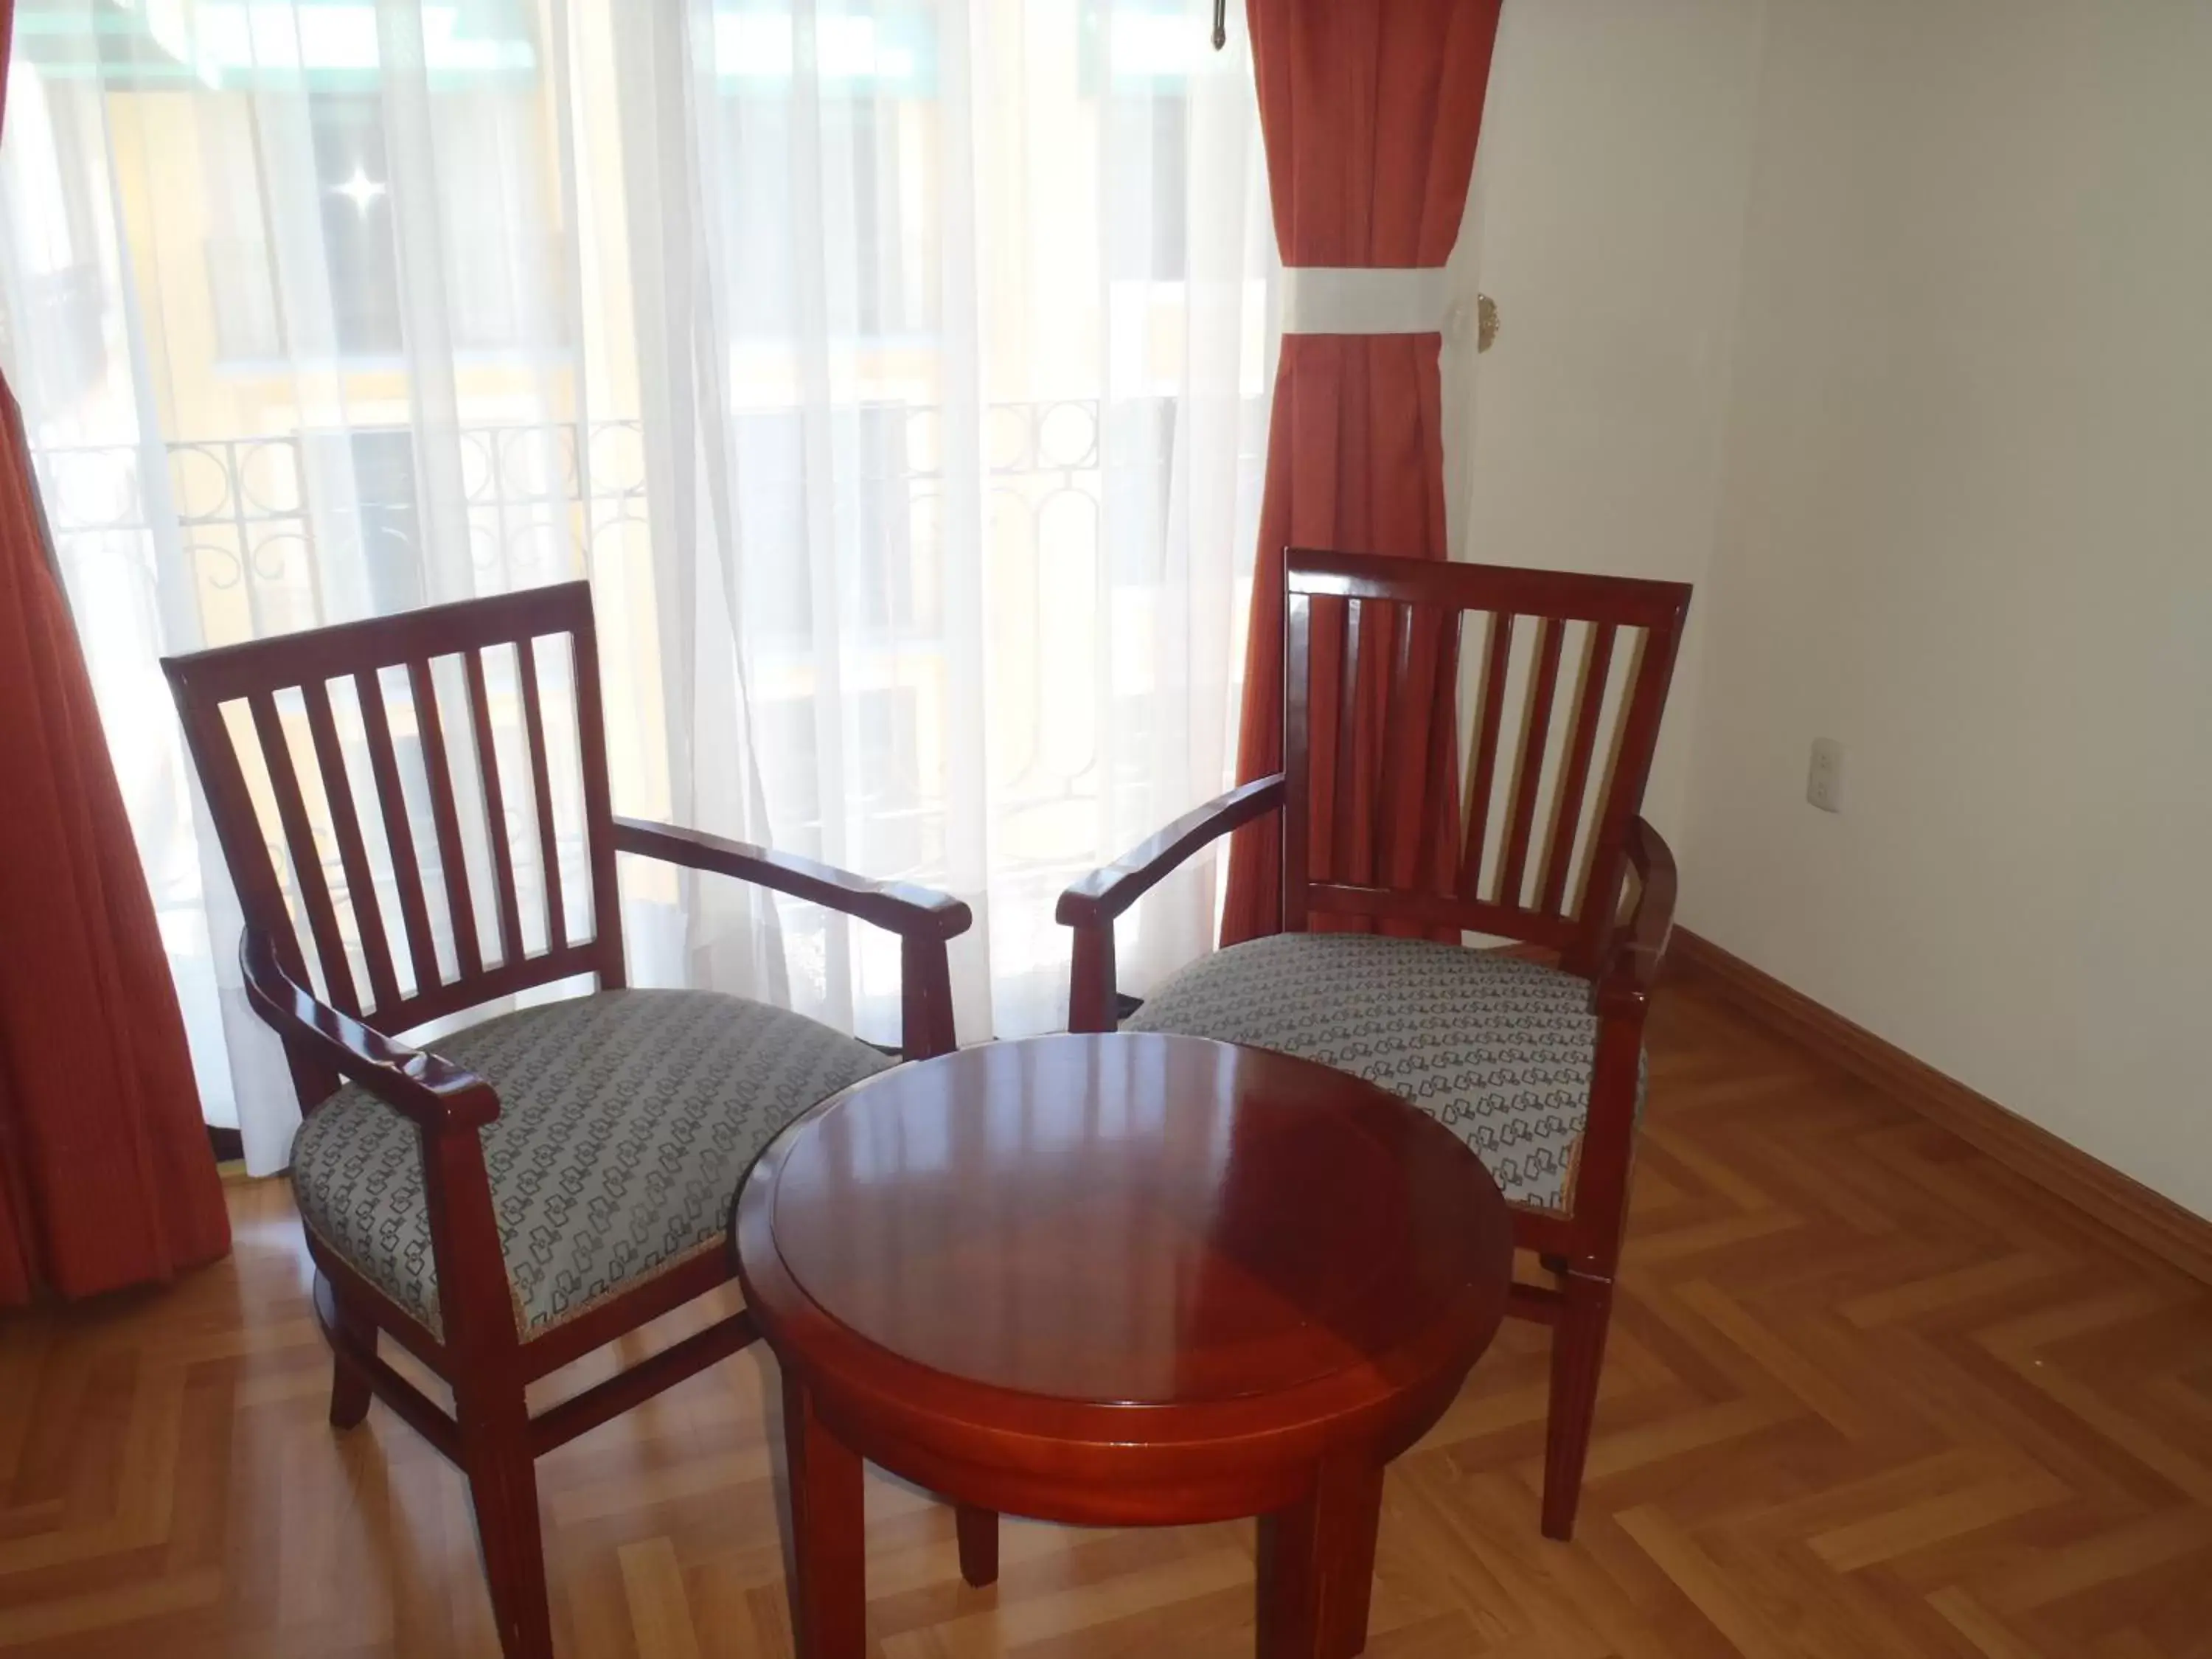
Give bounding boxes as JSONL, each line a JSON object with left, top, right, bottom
{"left": 1447, "top": 0, "right": 1769, "bottom": 848}
{"left": 1682, "top": 0, "right": 2212, "bottom": 1217}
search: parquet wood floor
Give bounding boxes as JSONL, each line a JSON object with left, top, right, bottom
{"left": 3, "top": 980, "right": 2208, "bottom": 1657}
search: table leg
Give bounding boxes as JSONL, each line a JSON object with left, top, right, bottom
{"left": 781, "top": 1370, "right": 866, "bottom": 1658}
{"left": 955, "top": 1503, "right": 999, "bottom": 1587}
{"left": 1254, "top": 1455, "right": 1385, "bottom": 1659}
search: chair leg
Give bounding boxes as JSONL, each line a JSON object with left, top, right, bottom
{"left": 327, "top": 1288, "right": 375, "bottom": 1430}
{"left": 459, "top": 1387, "right": 554, "bottom": 1659}
{"left": 1541, "top": 1270, "right": 1615, "bottom": 1542}
{"left": 955, "top": 1502, "right": 999, "bottom": 1588}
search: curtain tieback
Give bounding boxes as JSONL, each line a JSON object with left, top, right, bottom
{"left": 1279, "top": 265, "right": 1450, "bottom": 336}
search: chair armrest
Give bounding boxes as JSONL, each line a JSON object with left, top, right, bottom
{"left": 1055, "top": 773, "right": 1284, "bottom": 1033}
{"left": 613, "top": 816, "right": 970, "bottom": 1060}
{"left": 1593, "top": 817, "right": 1677, "bottom": 1019}
{"left": 240, "top": 931, "right": 499, "bottom": 1131}
{"left": 1055, "top": 773, "right": 1285, "bottom": 930}
{"left": 613, "top": 817, "right": 973, "bottom": 942}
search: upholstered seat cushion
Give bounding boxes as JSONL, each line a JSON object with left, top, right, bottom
{"left": 1127, "top": 933, "right": 1635, "bottom": 1212}
{"left": 291, "top": 989, "right": 892, "bottom": 1338}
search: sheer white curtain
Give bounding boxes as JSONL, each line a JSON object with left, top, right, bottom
{"left": 0, "top": 0, "right": 1275, "bottom": 1173}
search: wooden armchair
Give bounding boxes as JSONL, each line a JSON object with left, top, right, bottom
{"left": 1059, "top": 549, "right": 1690, "bottom": 1542}
{"left": 163, "top": 582, "right": 970, "bottom": 1659}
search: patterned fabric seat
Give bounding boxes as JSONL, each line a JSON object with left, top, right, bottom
{"left": 292, "top": 989, "right": 891, "bottom": 1337}
{"left": 1127, "top": 933, "right": 1638, "bottom": 1212}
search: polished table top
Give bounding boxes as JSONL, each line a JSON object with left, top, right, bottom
{"left": 741, "top": 1032, "right": 1512, "bottom": 1426}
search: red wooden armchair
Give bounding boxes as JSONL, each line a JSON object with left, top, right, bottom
{"left": 164, "top": 582, "right": 969, "bottom": 1659}
{"left": 1059, "top": 549, "right": 1690, "bottom": 1541}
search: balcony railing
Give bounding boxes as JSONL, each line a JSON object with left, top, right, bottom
{"left": 32, "top": 401, "right": 1169, "bottom": 647}
{"left": 35, "top": 402, "right": 1206, "bottom": 888}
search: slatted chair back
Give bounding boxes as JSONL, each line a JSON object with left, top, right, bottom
{"left": 164, "top": 582, "right": 625, "bottom": 1085}
{"left": 1281, "top": 550, "right": 1691, "bottom": 974}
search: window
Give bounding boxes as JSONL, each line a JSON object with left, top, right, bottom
{"left": 350, "top": 429, "right": 424, "bottom": 613}
{"left": 1109, "top": 93, "right": 1189, "bottom": 282}
{"left": 310, "top": 96, "right": 408, "bottom": 356}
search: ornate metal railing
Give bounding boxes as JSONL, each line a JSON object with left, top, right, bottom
{"left": 32, "top": 402, "right": 1195, "bottom": 880}
{"left": 29, "top": 401, "right": 1165, "bottom": 650}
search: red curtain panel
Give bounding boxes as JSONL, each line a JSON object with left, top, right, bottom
{"left": 1220, "top": 0, "right": 1506, "bottom": 945}
{"left": 0, "top": 3, "right": 232, "bottom": 1306}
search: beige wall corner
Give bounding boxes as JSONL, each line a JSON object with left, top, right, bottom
{"left": 1680, "top": 0, "right": 2212, "bottom": 1218}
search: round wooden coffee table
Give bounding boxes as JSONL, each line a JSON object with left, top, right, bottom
{"left": 734, "top": 1032, "right": 1512, "bottom": 1658}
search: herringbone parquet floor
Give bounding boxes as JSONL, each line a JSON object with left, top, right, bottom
{"left": 3, "top": 980, "right": 2209, "bottom": 1657}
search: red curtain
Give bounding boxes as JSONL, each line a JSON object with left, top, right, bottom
{"left": 1220, "top": 0, "right": 1506, "bottom": 945}
{"left": 0, "top": 1, "right": 232, "bottom": 1306}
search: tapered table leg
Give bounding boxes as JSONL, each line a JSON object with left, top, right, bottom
{"left": 1254, "top": 1455, "right": 1386, "bottom": 1659}
{"left": 782, "top": 1371, "right": 867, "bottom": 1658}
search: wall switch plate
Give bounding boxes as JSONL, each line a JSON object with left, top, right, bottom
{"left": 1806, "top": 737, "right": 1844, "bottom": 813}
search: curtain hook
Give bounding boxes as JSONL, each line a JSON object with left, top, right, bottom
{"left": 1212, "top": 1, "right": 1227, "bottom": 50}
